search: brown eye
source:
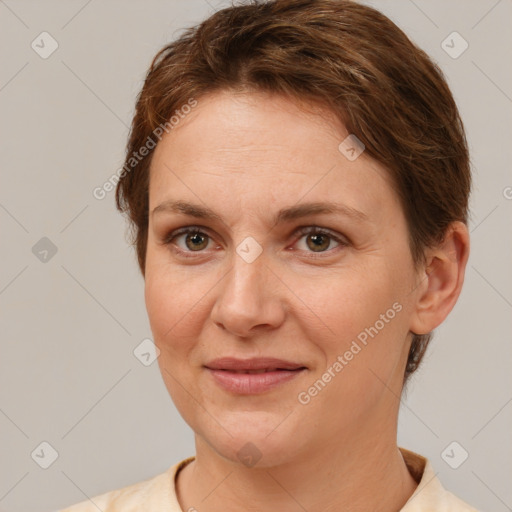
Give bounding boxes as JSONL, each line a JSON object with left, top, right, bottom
{"left": 164, "top": 227, "right": 214, "bottom": 255}
{"left": 305, "top": 233, "right": 331, "bottom": 252}
{"left": 184, "top": 231, "right": 209, "bottom": 251}
{"left": 295, "top": 227, "right": 346, "bottom": 254}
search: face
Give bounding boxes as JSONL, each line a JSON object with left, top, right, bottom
{"left": 145, "top": 90, "right": 422, "bottom": 467}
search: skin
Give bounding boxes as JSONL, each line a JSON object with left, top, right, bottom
{"left": 144, "top": 90, "right": 470, "bottom": 511}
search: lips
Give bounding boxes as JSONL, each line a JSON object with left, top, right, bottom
{"left": 204, "top": 357, "right": 307, "bottom": 394}
{"left": 228, "top": 369, "right": 284, "bottom": 374}
{"left": 204, "top": 357, "right": 306, "bottom": 372}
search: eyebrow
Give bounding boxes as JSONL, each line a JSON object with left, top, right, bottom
{"left": 151, "top": 199, "right": 369, "bottom": 224}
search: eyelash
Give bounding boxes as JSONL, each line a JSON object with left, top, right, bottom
{"left": 162, "top": 225, "right": 349, "bottom": 259}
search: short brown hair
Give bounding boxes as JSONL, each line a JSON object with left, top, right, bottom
{"left": 115, "top": 0, "right": 471, "bottom": 382}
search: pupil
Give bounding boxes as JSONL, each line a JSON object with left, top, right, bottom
{"left": 308, "top": 234, "right": 329, "bottom": 252}
{"left": 187, "top": 232, "right": 207, "bottom": 250}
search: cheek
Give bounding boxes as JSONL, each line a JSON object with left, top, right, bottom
{"left": 299, "top": 266, "right": 409, "bottom": 392}
{"left": 144, "top": 253, "right": 226, "bottom": 378}
{"left": 299, "top": 279, "right": 407, "bottom": 419}
{"left": 302, "top": 267, "right": 400, "bottom": 341}
{"left": 144, "top": 264, "right": 207, "bottom": 411}
{"left": 145, "top": 266, "right": 204, "bottom": 344}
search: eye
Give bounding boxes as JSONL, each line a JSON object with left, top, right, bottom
{"left": 163, "top": 226, "right": 216, "bottom": 257}
{"left": 294, "top": 226, "right": 347, "bottom": 256}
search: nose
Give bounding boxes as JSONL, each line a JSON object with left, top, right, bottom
{"left": 210, "top": 251, "right": 285, "bottom": 338}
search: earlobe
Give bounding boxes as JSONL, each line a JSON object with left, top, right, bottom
{"left": 409, "top": 221, "right": 470, "bottom": 336}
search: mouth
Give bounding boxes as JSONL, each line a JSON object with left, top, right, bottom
{"left": 204, "top": 357, "right": 306, "bottom": 372}
{"left": 204, "top": 357, "right": 307, "bottom": 394}
{"left": 216, "top": 367, "right": 306, "bottom": 374}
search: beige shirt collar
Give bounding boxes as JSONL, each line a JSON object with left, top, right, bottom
{"left": 399, "top": 447, "right": 478, "bottom": 511}
{"left": 60, "top": 448, "right": 479, "bottom": 511}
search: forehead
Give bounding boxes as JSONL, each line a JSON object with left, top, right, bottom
{"left": 148, "top": 90, "right": 400, "bottom": 224}
{"left": 152, "top": 90, "right": 347, "bottom": 159}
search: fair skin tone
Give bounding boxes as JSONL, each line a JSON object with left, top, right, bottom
{"left": 145, "top": 90, "right": 470, "bottom": 512}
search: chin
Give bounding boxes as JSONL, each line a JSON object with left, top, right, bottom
{"left": 213, "top": 434, "right": 303, "bottom": 469}
{"left": 194, "top": 409, "right": 310, "bottom": 469}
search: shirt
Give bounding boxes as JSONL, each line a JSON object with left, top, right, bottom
{"left": 58, "top": 448, "right": 479, "bottom": 511}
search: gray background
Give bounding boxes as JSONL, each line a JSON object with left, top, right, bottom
{"left": 1, "top": 1, "right": 511, "bottom": 511}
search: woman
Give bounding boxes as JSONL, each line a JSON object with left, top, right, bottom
{"left": 61, "top": 0, "right": 477, "bottom": 510}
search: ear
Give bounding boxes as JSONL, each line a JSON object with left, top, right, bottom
{"left": 409, "top": 221, "right": 470, "bottom": 335}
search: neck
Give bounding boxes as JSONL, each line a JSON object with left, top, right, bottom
{"left": 176, "top": 419, "right": 418, "bottom": 512}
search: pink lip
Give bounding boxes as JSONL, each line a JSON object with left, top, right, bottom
{"left": 204, "top": 357, "right": 307, "bottom": 394}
